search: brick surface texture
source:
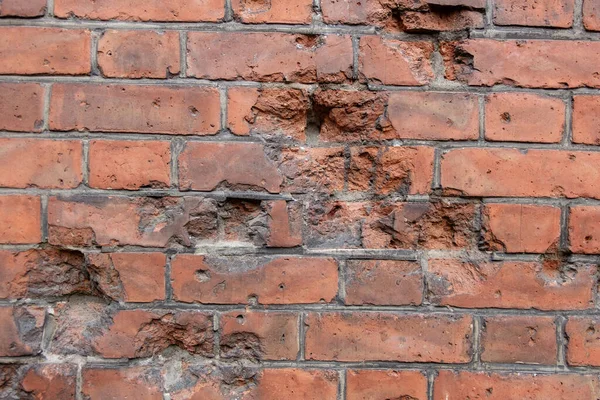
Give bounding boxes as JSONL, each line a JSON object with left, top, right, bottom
{"left": 0, "top": 1, "right": 599, "bottom": 399}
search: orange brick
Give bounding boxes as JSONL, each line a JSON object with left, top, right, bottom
{"left": 0, "top": 195, "right": 41, "bottom": 244}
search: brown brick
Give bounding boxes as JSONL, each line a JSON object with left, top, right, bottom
{"left": 187, "top": 32, "right": 353, "bottom": 83}
{"left": 359, "top": 36, "right": 434, "bottom": 85}
{"left": 485, "top": 93, "right": 565, "bottom": 143}
{"left": 98, "top": 30, "right": 180, "bottom": 78}
{"left": 221, "top": 311, "right": 299, "bottom": 360}
{"left": 482, "top": 204, "right": 561, "bottom": 253}
{"left": 428, "top": 260, "right": 596, "bottom": 310}
{"left": 442, "top": 148, "right": 600, "bottom": 198}
{"left": 0, "top": 0, "right": 46, "bottom": 17}
{"left": 54, "top": 0, "right": 225, "bottom": 21}
{"left": 82, "top": 367, "right": 163, "bottom": 400}
{"left": 171, "top": 255, "right": 338, "bottom": 304}
{"left": 0, "top": 306, "right": 45, "bottom": 356}
{"left": 494, "top": 0, "right": 574, "bottom": 27}
{"left": 21, "top": 364, "right": 77, "bottom": 400}
{"left": 232, "top": 0, "right": 313, "bottom": 23}
{"left": 0, "top": 27, "right": 90, "bottom": 75}
{"left": 49, "top": 84, "right": 220, "bottom": 135}
{"left": 434, "top": 371, "right": 600, "bottom": 399}
{"left": 0, "top": 83, "right": 45, "bottom": 132}
{"left": 0, "top": 195, "right": 41, "bottom": 244}
{"left": 572, "top": 95, "right": 600, "bottom": 144}
{"left": 566, "top": 317, "right": 600, "bottom": 366}
{"left": 481, "top": 316, "right": 557, "bottom": 364}
{"left": 346, "top": 370, "right": 428, "bottom": 400}
{"left": 89, "top": 140, "right": 170, "bottom": 190}
{"left": 0, "top": 139, "right": 82, "bottom": 189}
{"left": 305, "top": 312, "right": 473, "bottom": 362}
{"left": 584, "top": 0, "right": 600, "bottom": 30}
{"left": 345, "top": 260, "right": 423, "bottom": 305}
{"left": 569, "top": 206, "right": 600, "bottom": 254}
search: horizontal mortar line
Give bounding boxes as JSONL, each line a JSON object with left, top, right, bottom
{"left": 470, "top": 27, "right": 600, "bottom": 41}
{"left": 0, "top": 130, "right": 274, "bottom": 141}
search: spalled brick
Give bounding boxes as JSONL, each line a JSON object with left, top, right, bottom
{"left": 0, "top": 139, "right": 82, "bottom": 189}
{"left": 89, "top": 140, "right": 170, "bottom": 190}
{"left": 345, "top": 260, "right": 423, "bottom": 305}
{"left": 82, "top": 367, "right": 163, "bottom": 400}
{"left": 434, "top": 371, "right": 600, "bottom": 399}
{"left": 482, "top": 204, "right": 561, "bottom": 253}
{"left": 0, "top": 27, "right": 90, "bottom": 75}
{"left": 171, "top": 255, "right": 338, "bottom": 304}
{"left": 485, "top": 93, "right": 565, "bottom": 143}
{"left": 265, "top": 200, "right": 302, "bottom": 247}
{"left": 399, "top": 9, "right": 484, "bottom": 32}
{"left": 278, "top": 147, "right": 346, "bottom": 194}
{"left": 0, "top": 0, "right": 46, "bottom": 17}
{"left": 494, "top": 0, "right": 574, "bottom": 27}
{"left": 98, "top": 30, "right": 180, "bottom": 78}
{"left": 0, "top": 83, "right": 45, "bottom": 132}
{"left": 20, "top": 364, "right": 77, "bottom": 400}
{"left": 187, "top": 32, "right": 353, "bottom": 83}
{"left": 221, "top": 311, "right": 299, "bottom": 360}
{"left": 428, "top": 260, "right": 596, "bottom": 310}
{"left": 359, "top": 36, "right": 434, "bottom": 85}
{"left": 568, "top": 206, "right": 600, "bottom": 254}
{"left": 572, "top": 95, "right": 600, "bottom": 144}
{"left": 442, "top": 148, "right": 600, "bottom": 198}
{"left": 346, "top": 370, "right": 428, "bottom": 400}
{"left": 584, "top": 0, "right": 600, "bottom": 30}
{"left": 0, "top": 306, "right": 45, "bottom": 356}
{"left": 566, "top": 317, "right": 600, "bottom": 366}
{"left": 49, "top": 84, "right": 220, "bottom": 135}
{"left": 481, "top": 316, "right": 557, "bottom": 364}
{"left": 232, "top": 0, "right": 313, "bottom": 23}
{"left": 0, "top": 195, "right": 41, "bottom": 244}
{"left": 305, "top": 312, "right": 473, "bottom": 362}
{"left": 54, "top": 0, "right": 225, "bottom": 21}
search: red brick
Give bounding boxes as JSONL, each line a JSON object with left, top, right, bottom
{"left": 87, "top": 253, "right": 166, "bottom": 302}
{"left": 0, "top": 139, "right": 82, "bottom": 189}
{"left": 428, "top": 260, "right": 596, "bottom": 310}
{"left": 568, "top": 206, "right": 600, "bottom": 254}
{"left": 21, "top": 364, "right": 77, "bottom": 400}
{"left": 481, "top": 316, "right": 557, "bottom": 364}
{"left": 0, "top": 0, "right": 46, "bottom": 17}
{"left": 321, "top": 0, "right": 396, "bottom": 26}
{"left": 265, "top": 200, "right": 302, "bottom": 248}
{"left": 485, "top": 93, "right": 565, "bottom": 143}
{"left": 171, "top": 255, "right": 338, "bottom": 304}
{"left": 434, "top": 371, "right": 600, "bottom": 399}
{"left": 179, "top": 142, "right": 283, "bottom": 193}
{"left": 82, "top": 367, "right": 163, "bottom": 400}
{"left": 387, "top": 92, "right": 479, "bottom": 140}
{"left": 98, "top": 30, "right": 180, "bottom": 78}
{"left": 0, "top": 195, "right": 41, "bottom": 244}
{"left": 345, "top": 260, "right": 423, "bottom": 305}
{"left": 278, "top": 147, "right": 345, "bottom": 194}
{"left": 253, "top": 369, "right": 338, "bottom": 400}
{"left": 49, "top": 84, "right": 220, "bottom": 135}
{"left": 584, "top": 0, "right": 600, "bottom": 30}
{"left": 359, "top": 36, "right": 434, "bottom": 85}
{"left": 565, "top": 317, "right": 600, "bottom": 366}
{"left": 221, "top": 311, "right": 299, "bottom": 360}
{"left": 482, "top": 204, "right": 561, "bottom": 253}
{"left": 494, "top": 0, "right": 574, "bottom": 27}
{"left": 444, "top": 39, "right": 600, "bottom": 88}
{"left": 187, "top": 32, "right": 353, "bottom": 83}
{"left": 305, "top": 312, "right": 473, "bottom": 362}
{"left": 0, "top": 27, "right": 90, "bottom": 75}
{"left": 442, "top": 148, "right": 600, "bottom": 198}
{"left": 0, "top": 83, "right": 44, "bottom": 132}
{"left": 232, "top": 0, "right": 313, "bottom": 23}
{"left": 89, "top": 140, "right": 170, "bottom": 190}
{"left": 0, "top": 306, "right": 45, "bottom": 356}
{"left": 399, "top": 10, "right": 484, "bottom": 32}
{"left": 346, "top": 370, "right": 428, "bottom": 400}
{"left": 572, "top": 95, "right": 600, "bottom": 144}
{"left": 54, "top": 0, "right": 225, "bottom": 21}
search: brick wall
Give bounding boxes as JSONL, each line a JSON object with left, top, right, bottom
{"left": 1, "top": 0, "right": 600, "bottom": 399}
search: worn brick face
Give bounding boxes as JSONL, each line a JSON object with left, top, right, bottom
{"left": 0, "top": 83, "right": 45, "bottom": 132}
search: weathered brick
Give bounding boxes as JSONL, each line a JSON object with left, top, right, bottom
{"left": 49, "top": 84, "right": 220, "bottom": 135}
{"left": 346, "top": 370, "right": 428, "bottom": 400}
{"left": 584, "top": 0, "right": 600, "bottom": 30}
{"left": 171, "top": 255, "right": 338, "bottom": 304}
{"left": 428, "top": 260, "right": 596, "bottom": 310}
{"left": 265, "top": 200, "right": 302, "bottom": 248}
{"left": 442, "top": 148, "right": 600, "bottom": 198}
{"left": 434, "top": 371, "right": 600, "bottom": 399}
{"left": 221, "top": 311, "right": 299, "bottom": 360}
{"left": 494, "top": 0, "right": 574, "bottom": 27}
{"left": 485, "top": 93, "right": 565, "bottom": 143}
{"left": 305, "top": 312, "right": 473, "bottom": 362}
{"left": 0, "top": 139, "right": 82, "bottom": 189}
{"left": 359, "top": 36, "right": 434, "bottom": 85}
{"left": 0, "top": 195, "right": 41, "bottom": 244}
{"left": 82, "top": 367, "right": 163, "bottom": 400}
{"left": 399, "top": 9, "right": 484, "bottom": 32}
{"left": 232, "top": 0, "right": 313, "bottom": 23}
{"left": 565, "top": 317, "right": 600, "bottom": 366}
{"left": 568, "top": 206, "right": 600, "bottom": 254}
{"left": 89, "top": 140, "right": 170, "bottom": 190}
{"left": 572, "top": 95, "right": 600, "bottom": 144}
{"left": 0, "top": 27, "right": 90, "bottom": 75}
{"left": 187, "top": 32, "right": 353, "bottom": 83}
{"left": 20, "top": 364, "right": 77, "bottom": 400}
{"left": 253, "top": 369, "right": 338, "bottom": 400}
{"left": 0, "top": 83, "right": 45, "bottom": 132}
{"left": 345, "top": 260, "right": 423, "bottom": 305}
{"left": 98, "top": 30, "right": 180, "bottom": 78}
{"left": 481, "top": 316, "right": 557, "bottom": 364}
{"left": 0, "top": 306, "right": 45, "bottom": 356}
{"left": 482, "top": 204, "right": 561, "bottom": 253}
{"left": 54, "top": 0, "right": 225, "bottom": 21}
{"left": 0, "top": 0, "right": 46, "bottom": 17}
{"left": 278, "top": 147, "right": 345, "bottom": 194}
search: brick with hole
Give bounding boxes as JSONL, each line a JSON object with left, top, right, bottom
{"left": 565, "top": 316, "right": 600, "bottom": 366}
